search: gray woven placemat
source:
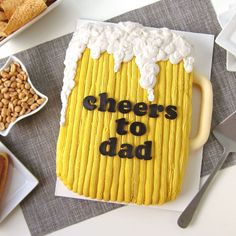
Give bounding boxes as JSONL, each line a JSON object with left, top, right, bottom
{"left": 0, "top": 0, "right": 235, "bottom": 235}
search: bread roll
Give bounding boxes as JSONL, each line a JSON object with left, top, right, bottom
{"left": 0, "top": 152, "right": 9, "bottom": 201}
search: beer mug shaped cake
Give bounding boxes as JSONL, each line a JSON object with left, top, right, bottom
{"left": 57, "top": 21, "right": 212, "bottom": 205}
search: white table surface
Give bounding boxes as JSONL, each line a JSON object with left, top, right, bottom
{"left": 1, "top": 0, "right": 236, "bottom": 235}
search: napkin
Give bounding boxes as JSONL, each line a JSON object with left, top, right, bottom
{"left": 0, "top": 0, "right": 236, "bottom": 235}
{"left": 217, "top": 5, "right": 236, "bottom": 71}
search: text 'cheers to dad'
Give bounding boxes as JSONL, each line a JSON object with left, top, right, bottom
{"left": 83, "top": 93, "right": 178, "bottom": 160}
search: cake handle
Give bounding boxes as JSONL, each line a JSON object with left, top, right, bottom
{"left": 177, "top": 150, "right": 229, "bottom": 228}
{"left": 189, "top": 75, "right": 213, "bottom": 151}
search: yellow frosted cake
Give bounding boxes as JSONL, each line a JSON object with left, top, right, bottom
{"left": 56, "top": 21, "right": 195, "bottom": 205}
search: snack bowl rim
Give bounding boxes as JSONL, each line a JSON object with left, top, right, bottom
{"left": 0, "top": 56, "right": 48, "bottom": 136}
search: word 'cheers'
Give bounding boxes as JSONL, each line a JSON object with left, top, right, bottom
{"left": 83, "top": 93, "right": 177, "bottom": 119}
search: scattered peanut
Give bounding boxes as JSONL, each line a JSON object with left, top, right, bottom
{"left": 0, "top": 62, "right": 46, "bottom": 131}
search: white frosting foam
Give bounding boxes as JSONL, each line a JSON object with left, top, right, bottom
{"left": 60, "top": 21, "right": 194, "bottom": 125}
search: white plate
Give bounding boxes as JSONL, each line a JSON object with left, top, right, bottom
{"left": 0, "top": 141, "right": 38, "bottom": 223}
{"left": 216, "top": 13, "right": 236, "bottom": 57}
{"left": 0, "top": 0, "right": 63, "bottom": 47}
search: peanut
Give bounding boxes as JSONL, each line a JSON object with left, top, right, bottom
{"left": 37, "top": 98, "right": 45, "bottom": 105}
{"left": 25, "top": 83, "right": 30, "bottom": 90}
{"left": 1, "top": 87, "right": 8, "bottom": 93}
{"left": 18, "top": 92, "right": 25, "bottom": 99}
{"left": 2, "top": 99, "right": 9, "bottom": 105}
{"left": 19, "top": 108, "right": 26, "bottom": 116}
{"left": 10, "top": 82, "right": 17, "bottom": 88}
{"left": 14, "top": 106, "right": 21, "bottom": 113}
{"left": 10, "top": 63, "right": 16, "bottom": 74}
{"left": 11, "top": 117, "right": 16, "bottom": 123}
{"left": 4, "top": 93, "right": 10, "bottom": 100}
{"left": 0, "top": 122, "right": 5, "bottom": 131}
{"left": 27, "top": 98, "right": 35, "bottom": 105}
{"left": 21, "top": 102, "right": 28, "bottom": 109}
{"left": 6, "top": 116, "right": 11, "bottom": 123}
{"left": 4, "top": 81, "right": 11, "bottom": 87}
{"left": 30, "top": 103, "right": 38, "bottom": 110}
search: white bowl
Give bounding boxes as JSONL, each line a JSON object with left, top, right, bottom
{"left": 0, "top": 0, "right": 63, "bottom": 47}
{"left": 0, "top": 56, "right": 48, "bottom": 136}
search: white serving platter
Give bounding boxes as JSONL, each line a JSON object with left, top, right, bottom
{"left": 0, "top": 0, "right": 63, "bottom": 47}
{"left": 216, "top": 12, "right": 236, "bottom": 58}
{"left": 55, "top": 20, "right": 215, "bottom": 213}
{"left": 0, "top": 141, "right": 38, "bottom": 223}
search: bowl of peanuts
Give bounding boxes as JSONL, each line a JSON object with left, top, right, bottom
{"left": 0, "top": 56, "right": 48, "bottom": 136}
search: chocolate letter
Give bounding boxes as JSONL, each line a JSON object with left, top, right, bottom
{"left": 135, "top": 141, "right": 152, "bottom": 160}
{"left": 116, "top": 118, "right": 129, "bottom": 135}
{"left": 130, "top": 122, "right": 146, "bottom": 136}
{"left": 118, "top": 144, "right": 133, "bottom": 158}
{"left": 98, "top": 93, "right": 116, "bottom": 112}
{"left": 134, "top": 102, "right": 147, "bottom": 116}
{"left": 99, "top": 138, "right": 117, "bottom": 156}
{"left": 83, "top": 96, "right": 97, "bottom": 110}
{"left": 117, "top": 100, "right": 132, "bottom": 114}
{"left": 165, "top": 105, "right": 177, "bottom": 120}
{"left": 149, "top": 104, "right": 164, "bottom": 118}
